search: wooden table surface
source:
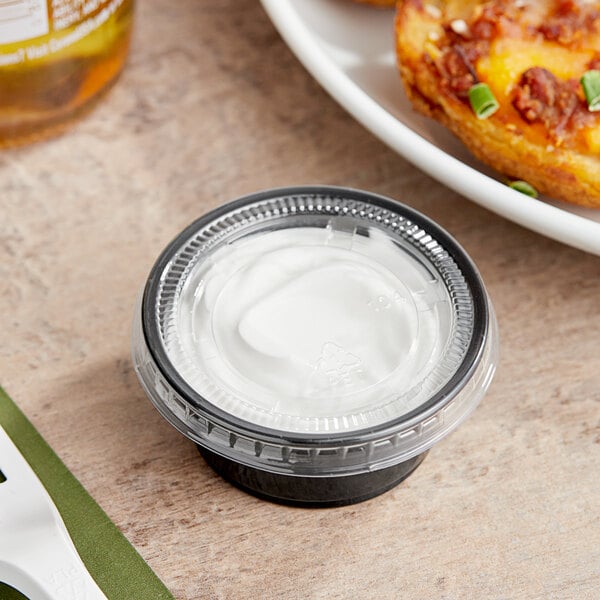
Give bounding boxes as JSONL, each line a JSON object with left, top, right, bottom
{"left": 2, "top": 2, "right": 599, "bottom": 599}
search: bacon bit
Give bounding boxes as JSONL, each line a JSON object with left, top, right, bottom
{"left": 470, "top": 2, "right": 521, "bottom": 40}
{"left": 437, "top": 45, "right": 479, "bottom": 97}
{"left": 589, "top": 54, "right": 600, "bottom": 71}
{"left": 539, "top": 0, "right": 600, "bottom": 45}
{"left": 512, "top": 67, "right": 587, "bottom": 135}
{"left": 556, "top": 0, "right": 593, "bottom": 16}
{"left": 471, "top": 12, "right": 498, "bottom": 39}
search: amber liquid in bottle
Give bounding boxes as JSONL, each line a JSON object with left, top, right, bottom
{"left": 0, "top": 0, "right": 134, "bottom": 146}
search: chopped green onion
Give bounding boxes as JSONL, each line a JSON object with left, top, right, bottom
{"left": 508, "top": 180, "right": 538, "bottom": 198}
{"left": 581, "top": 70, "right": 600, "bottom": 112}
{"left": 468, "top": 83, "right": 499, "bottom": 119}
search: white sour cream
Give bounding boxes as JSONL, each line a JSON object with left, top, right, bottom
{"left": 169, "top": 225, "right": 455, "bottom": 433}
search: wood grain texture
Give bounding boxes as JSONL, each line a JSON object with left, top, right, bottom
{"left": 1, "top": 1, "right": 599, "bottom": 599}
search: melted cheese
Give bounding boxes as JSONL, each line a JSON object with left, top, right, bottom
{"left": 585, "top": 127, "right": 600, "bottom": 153}
{"left": 477, "top": 39, "right": 594, "bottom": 97}
{"left": 476, "top": 38, "right": 600, "bottom": 151}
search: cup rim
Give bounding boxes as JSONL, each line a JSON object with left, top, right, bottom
{"left": 140, "top": 185, "right": 491, "bottom": 447}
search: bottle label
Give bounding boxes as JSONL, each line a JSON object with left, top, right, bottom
{"left": 52, "top": 0, "right": 108, "bottom": 31}
{"left": 0, "top": 0, "right": 125, "bottom": 66}
{"left": 0, "top": 0, "right": 49, "bottom": 45}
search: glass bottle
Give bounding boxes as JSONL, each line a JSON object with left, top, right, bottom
{"left": 0, "top": 0, "right": 134, "bottom": 146}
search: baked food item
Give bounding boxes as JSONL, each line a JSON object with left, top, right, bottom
{"left": 395, "top": 0, "right": 600, "bottom": 207}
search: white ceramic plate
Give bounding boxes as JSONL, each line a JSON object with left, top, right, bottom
{"left": 261, "top": 0, "right": 600, "bottom": 255}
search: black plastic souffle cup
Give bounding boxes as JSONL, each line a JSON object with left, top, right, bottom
{"left": 132, "top": 186, "right": 499, "bottom": 507}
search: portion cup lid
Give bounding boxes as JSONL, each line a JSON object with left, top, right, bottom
{"left": 132, "top": 186, "right": 498, "bottom": 476}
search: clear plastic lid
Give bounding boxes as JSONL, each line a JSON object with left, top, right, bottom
{"left": 132, "top": 187, "right": 498, "bottom": 476}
